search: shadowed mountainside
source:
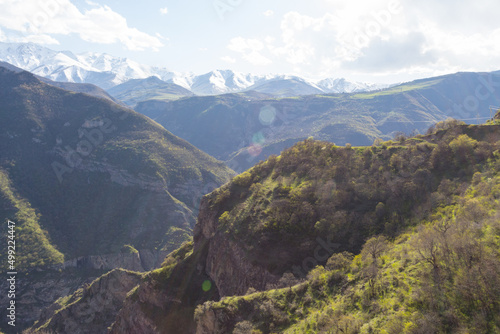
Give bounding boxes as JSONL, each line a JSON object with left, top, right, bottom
{"left": 0, "top": 64, "right": 234, "bottom": 331}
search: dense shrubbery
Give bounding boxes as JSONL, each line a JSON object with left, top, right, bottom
{"left": 197, "top": 171, "right": 500, "bottom": 333}
{"left": 205, "top": 123, "right": 499, "bottom": 275}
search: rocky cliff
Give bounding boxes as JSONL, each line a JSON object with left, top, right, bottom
{"left": 31, "top": 269, "right": 143, "bottom": 334}
{"left": 194, "top": 198, "right": 281, "bottom": 297}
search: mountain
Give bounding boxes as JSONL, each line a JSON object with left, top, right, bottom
{"left": 0, "top": 64, "right": 233, "bottom": 331}
{"left": 0, "top": 43, "right": 386, "bottom": 97}
{"left": 187, "top": 70, "right": 262, "bottom": 95}
{"left": 186, "top": 71, "right": 388, "bottom": 97}
{"left": 135, "top": 71, "right": 500, "bottom": 172}
{"left": 0, "top": 42, "right": 168, "bottom": 89}
{"left": 0, "top": 60, "right": 120, "bottom": 104}
{"left": 246, "top": 76, "right": 324, "bottom": 97}
{"left": 29, "top": 119, "right": 500, "bottom": 333}
{"left": 107, "top": 76, "right": 195, "bottom": 106}
{"left": 39, "top": 79, "right": 121, "bottom": 103}
{"left": 317, "top": 77, "right": 391, "bottom": 93}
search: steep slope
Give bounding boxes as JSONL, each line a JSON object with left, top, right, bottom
{"left": 38, "top": 79, "right": 120, "bottom": 104}
{"left": 193, "top": 124, "right": 500, "bottom": 332}
{"left": 37, "top": 119, "right": 500, "bottom": 333}
{"left": 195, "top": 179, "right": 500, "bottom": 334}
{"left": 0, "top": 66, "right": 233, "bottom": 331}
{"left": 0, "top": 169, "right": 64, "bottom": 269}
{"left": 136, "top": 71, "right": 500, "bottom": 172}
{"left": 0, "top": 61, "right": 120, "bottom": 104}
{"left": 32, "top": 269, "right": 143, "bottom": 334}
{"left": 107, "top": 76, "right": 194, "bottom": 106}
{"left": 123, "top": 124, "right": 500, "bottom": 333}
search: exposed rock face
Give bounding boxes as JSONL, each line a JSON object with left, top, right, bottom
{"left": 32, "top": 269, "right": 142, "bottom": 334}
{"left": 195, "top": 198, "right": 280, "bottom": 297}
{"left": 108, "top": 280, "right": 168, "bottom": 334}
{"left": 195, "top": 308, "right": 223, "bottom": 334}
{"left": 195, "top": 307, "right": 241, "bottom": 334}
{"left": 204, "top": 234, "right": 280, "bottom": 297}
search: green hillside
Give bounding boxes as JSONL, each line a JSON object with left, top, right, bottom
{"left": 0, "top": 169, "right": 64, "bottom": 268}
{"left": 198, "top": 124, "right": 499, "bottom": 276}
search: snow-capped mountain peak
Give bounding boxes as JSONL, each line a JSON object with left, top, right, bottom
{"left": 0, "top": 42, "right": 388, "bottom": 96}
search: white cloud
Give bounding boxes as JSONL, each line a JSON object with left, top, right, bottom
{"left": 227, "top": 37, "right": 272, "bottom": 66}
{"left": 20, "top": 34, "right": 60, "bottom": 45}
{"left": 263, "top": 10, "right": 274, "bottom": 17}
{"left": 224, "top": 0, "right": 500, "bottom": 79}
{"left": 156, "top": 32, "right": 167, "bottom": 40}
{"left": 0, "top": 0, "right": 163, "bottom": 51}
{"left": 243, "top": 52, "right": 271, "bottom": 66}
{"left": 160, "top": 7, "right": 168, "bottom": 15}
{"left": 221, "top": 56, "right": 236, "bottom": 63}
{"left": 227, "top": 37, "right": 264, "bottom": 53}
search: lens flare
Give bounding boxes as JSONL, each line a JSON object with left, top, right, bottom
{"left": 259, "top": 105, "right": 277, "bottom": 126}
{"left": 252, "top": 131, "right": 266, "bottom": 145}
{"left": 202, "top": 280, "right": 212, "bottom": 292}
{"left": 248, "top": 144, "right": 263, "bottom": 156}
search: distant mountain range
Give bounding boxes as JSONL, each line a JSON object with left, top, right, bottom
{"left": 136, "top": 71, "right": 500, "bottom": 172}
{"left": 0, "top": 42, "right": 389, "bottom": 99}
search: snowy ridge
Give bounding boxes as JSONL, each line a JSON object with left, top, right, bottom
{"left": 0, "top": 42, "right": 388, "bottom": 95}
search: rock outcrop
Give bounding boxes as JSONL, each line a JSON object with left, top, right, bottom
{"left": 31, "top": 269, "right": 142, "bottom": 334}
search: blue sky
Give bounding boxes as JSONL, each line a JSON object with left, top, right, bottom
{"left": 0, "top": 0, "right": 499, "bottom": 83}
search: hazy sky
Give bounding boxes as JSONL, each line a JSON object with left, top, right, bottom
{"left": 0, "top": 0, "right": 499, "bottom": 83}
